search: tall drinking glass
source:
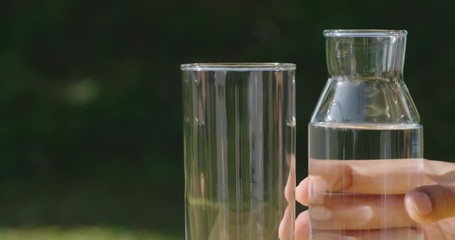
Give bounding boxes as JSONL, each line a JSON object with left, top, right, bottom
{"left": 182, "top": 63, "right": 296, "bottom": 240}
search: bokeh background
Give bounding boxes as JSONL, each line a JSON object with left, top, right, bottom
{"left": 1, "top": 0, "right": 454, "bottom": 239}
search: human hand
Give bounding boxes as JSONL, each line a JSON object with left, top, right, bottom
{"left": 295, "top": 159, "right": 455, "bottom": 240}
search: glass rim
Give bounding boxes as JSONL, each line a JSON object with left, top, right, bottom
{"left": 180, "top": 62, "right": 296, "bottom": 71}
{"left": 323, "top": 29, "right": 408, "bottom": 38}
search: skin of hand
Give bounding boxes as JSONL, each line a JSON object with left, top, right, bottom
{"left": 294, "top": 159, "right": 455, "bottom": 240}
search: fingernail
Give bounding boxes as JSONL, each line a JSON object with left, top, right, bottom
{"left": 343, "top": 205, "right": 374, "bottom": 227}
{"left": 310, "top": 206, "right": 333, "bottom": 221}
{"left": 407, "top": 192, "right": 432, "bottom": 216}
{"left": 309, "top": 178, "right": 326, "bottom": 205}
{"left": 309, "top": 180, "right": 315, "bottom": 200}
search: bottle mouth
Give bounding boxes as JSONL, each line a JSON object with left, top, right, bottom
{"left": 324, "top": 29, "right": 407, "bottom": 38}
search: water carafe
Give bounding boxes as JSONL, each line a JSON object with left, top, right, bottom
{"left": 308, "top": 30, "right": 423, "bottom": 239}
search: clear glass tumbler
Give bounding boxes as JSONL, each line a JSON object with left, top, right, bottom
{"left": 182, "top": 63, "right": 296, "bottom": 240}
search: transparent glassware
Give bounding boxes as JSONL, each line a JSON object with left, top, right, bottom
{"left": 308, "top": 30, "right": 424, "bottom": 239}
{"left": 182, "top": 63, "right": 296, "bottom": 240}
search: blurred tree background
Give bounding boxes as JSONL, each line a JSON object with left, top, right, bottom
{"left": 0, "top": 0, "right": 454, "bottom": 238}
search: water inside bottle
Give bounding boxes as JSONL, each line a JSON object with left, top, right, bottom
{"left": 308, "top": 123, "right": 423, "bottom": 239}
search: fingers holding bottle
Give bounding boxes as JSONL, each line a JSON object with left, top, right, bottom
{"left": 309, "top": 159, "right": 422, "bottom": 195}
{"left": 309, "top": 193, "right": 416, "bottom": 230}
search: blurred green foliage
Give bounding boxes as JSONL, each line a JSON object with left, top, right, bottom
{"left": 0, "top": 0, "right": 454, "bottom": 238}
{"left": 0, "top": 227, "right": 178, "bottom": 240}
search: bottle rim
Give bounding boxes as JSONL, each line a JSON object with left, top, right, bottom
{"left": 180, "top": 63, "right": 296, "bottom": 71}
{"left": 324, "top": 29, "right": 407, "bottom": 38}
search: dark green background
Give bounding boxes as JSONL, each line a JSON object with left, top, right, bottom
{"left": 1, "top": 0, "right": 453, "bottom": 237}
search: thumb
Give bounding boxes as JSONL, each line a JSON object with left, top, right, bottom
{"left": 405, "top": 185, "right": 455, "bottom": 223}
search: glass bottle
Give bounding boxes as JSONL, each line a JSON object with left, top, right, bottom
{"left": 308, "top": 30, "right": 423, "bottom": 239}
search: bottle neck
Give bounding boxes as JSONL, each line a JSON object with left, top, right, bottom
{"left": 326, "top": 35, "right": 406, "bottom": 80}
